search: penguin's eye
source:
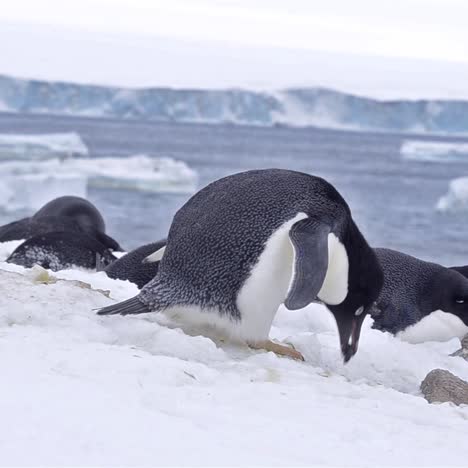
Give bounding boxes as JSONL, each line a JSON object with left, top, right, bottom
{"left": 355, "top": 306, "right": 364, "bottom": 316}
{"left": 455, "top": 298, "right": 465, "bottom": 304}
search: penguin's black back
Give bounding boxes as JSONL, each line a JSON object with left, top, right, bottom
{"left": 7, "top": 231, "right": 117, "bottom": 271}
{"left": 372, "top": 248, "right": 443, "bottom": 333}
{"left": 33, "top": 196, "right": 106, "bottom": 233}
{"left": 141, "top": 169, "right": 351, "bottom": 314}
{"left": 105, "top": 241, "right": 165, "bottom": 288}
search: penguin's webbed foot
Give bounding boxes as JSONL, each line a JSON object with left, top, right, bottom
{"left": 249, "top": 340, "right": 305, "bottom": 361}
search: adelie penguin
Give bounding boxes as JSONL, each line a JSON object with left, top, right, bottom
{"left": 0, "top": 196, "right": 121, "bottom": 251}
{"left": 98, "top": 169, "right": 383, "bottom": 362}
{"left": 7, "top": 231, "right": 117, "bottom": 271}
{"left": 371, "top": 248, "right": 468, "bottom": 335}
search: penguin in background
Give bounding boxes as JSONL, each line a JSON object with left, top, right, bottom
{"left": 371, "top": 248, "right": 468, "bottom": 335}
{"left": 0, "top": 196, "right": 122, "bottom": 251}
{"left": 98, "top": 169, "right": 383, "bottom": 362}
{"left": 451, "top": 265, "right": 468, "bottom": 279}
{"left": 7, "top": 231, "right": 117, "bottom": 271}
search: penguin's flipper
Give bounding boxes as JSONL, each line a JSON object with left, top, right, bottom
{"left": 96, "top": 296, "right": 150, "bottom": 316}
{"left": 285, "top": 218, "right": 330, "bottom": 310}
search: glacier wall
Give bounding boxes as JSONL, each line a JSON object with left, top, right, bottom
{"left": 1, "top": 75, "right": 467, "bottom": 134}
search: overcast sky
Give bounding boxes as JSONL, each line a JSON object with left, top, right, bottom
{"left": 1, "top": 0, "right": 467, "bottom": 98}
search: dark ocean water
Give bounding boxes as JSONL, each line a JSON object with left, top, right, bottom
{"left": 1, "top": 112, "right": 468, "bottom": 266}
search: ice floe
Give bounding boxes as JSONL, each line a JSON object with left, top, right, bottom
{"left": 436, "top": 177, "right": 468, "bottom": 212}
{"left": 401, "top": 140, "right": 468, "bottom": 162}
{"left": 0, "top": 155, "right": 198, "bottom": 212}
{"left": 0, "top": 132, "right": 89, "bottom": 160}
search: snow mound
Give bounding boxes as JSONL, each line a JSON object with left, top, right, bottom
{"left": 436, "top": 176, "right": 468, "bottom": 212}
{"left": 0, "top": 155, "right": 198, "bottom": 211}
{"left": 401, "top": 140, "right": 468, "bottom": 162}
{"left": 0, "top": 132, "right": 89, "bottom": 160}
{"left": 0, "top": 252, "right": 468, "bottom": 465}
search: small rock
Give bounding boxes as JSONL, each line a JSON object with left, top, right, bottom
{"left": 450, "top": 333, "right": 468, "bottom": 360}
{"left": 421, "top": 369, "right": 468, "bottom": 406}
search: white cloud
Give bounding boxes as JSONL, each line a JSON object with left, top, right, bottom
{"left": 1, "top": 0, "right": 467, "bottom": 62}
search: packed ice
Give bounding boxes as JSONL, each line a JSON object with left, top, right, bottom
{"left": 0, "top": 241, "right": 467, "bottom": 466}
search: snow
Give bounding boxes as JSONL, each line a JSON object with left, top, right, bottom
{"left": 398, "top": 310, "right": 468, "bottom": 344}
{"left": 1, "top": 242, "right": 468, "bottom": 465}
{"left": 0, "top": 155, "right": 198, "bottom": 212}
{"left": 0, "top": 132, "right": 89, "bottom": 160}
{"left": 436, "top": 177, "right": 468, "bottom": 212}
{"left": 401, "top": 140, "right": 468, "bottom": 162}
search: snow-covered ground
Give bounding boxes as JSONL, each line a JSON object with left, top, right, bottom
{"left": 401, "top": 140, "right": 468, "bottom": 163}
{"left": 1, "top": 240, "right": 467, "bottom": 466}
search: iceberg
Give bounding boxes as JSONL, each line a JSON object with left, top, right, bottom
{"left": 0, "top": 155, "right": 198, "bottom": 211}
{"left": 436, "top": 177, "right": 468, "bottom": 212}
{"left": 0, "top": 173, "right": 87, "bottom": 212}
{"left": 79, "top": 155, "right": 198, "bottom": 193}
{"left": 0, "top": 132, "right": 89, "bottom": 160}
{"left": 2, "top": 74, "right": 468, "bottom": 134}
{"left": 401, "top": 140, "right": 468, "bottom": 162}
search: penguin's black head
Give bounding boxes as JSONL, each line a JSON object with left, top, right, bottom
{"left": 328, "top": 293, "right": 381, "bottom": 363}
{"left": 328, "top": 221, "right": 384, "bottom": 362}
{"left": 436, "top": 269, "right": 468, "bottom": 326}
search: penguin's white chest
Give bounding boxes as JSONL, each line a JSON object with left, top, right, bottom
{"left": 317, "top": 233, "right": 349, "bottom": 305}
{"left": 235, "top": 213, "right": 307, "bottom": 342}
{"left": 236, "top": 220, "right": 350, "bottom": 342}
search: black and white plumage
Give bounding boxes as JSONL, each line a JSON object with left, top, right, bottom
{"left": 6, "top": 231, "right": 117, "bottom": 271}
{"left": 98, "top": 169, "right": 383, "bottom": 362}
{"left": 0, "top": 196, "right": 121, "bottom": 251}
{"left": 371, "top": 248, "right": 468, "bottom": 334}
{"left": 105, "top": 240, "right": 166, "bottom": 288}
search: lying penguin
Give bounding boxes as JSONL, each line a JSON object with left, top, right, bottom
{"left": 7, "top": 231, "right": 117, "bottom": 271}
{"left": 0, "top": 195, "right": 121, "bottom": 251}
{"left": 98, "top": 169, "right": 383, "bottom": 362}
{"left": 105, "top": 240, "right": 166, "bottom": 288}
{"left": 371, "top": 248, "right": 468, "bottom": 335}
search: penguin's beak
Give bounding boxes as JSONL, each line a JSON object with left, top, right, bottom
{"left": 333, "top": 307, "right": 367, "bottom": 363}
